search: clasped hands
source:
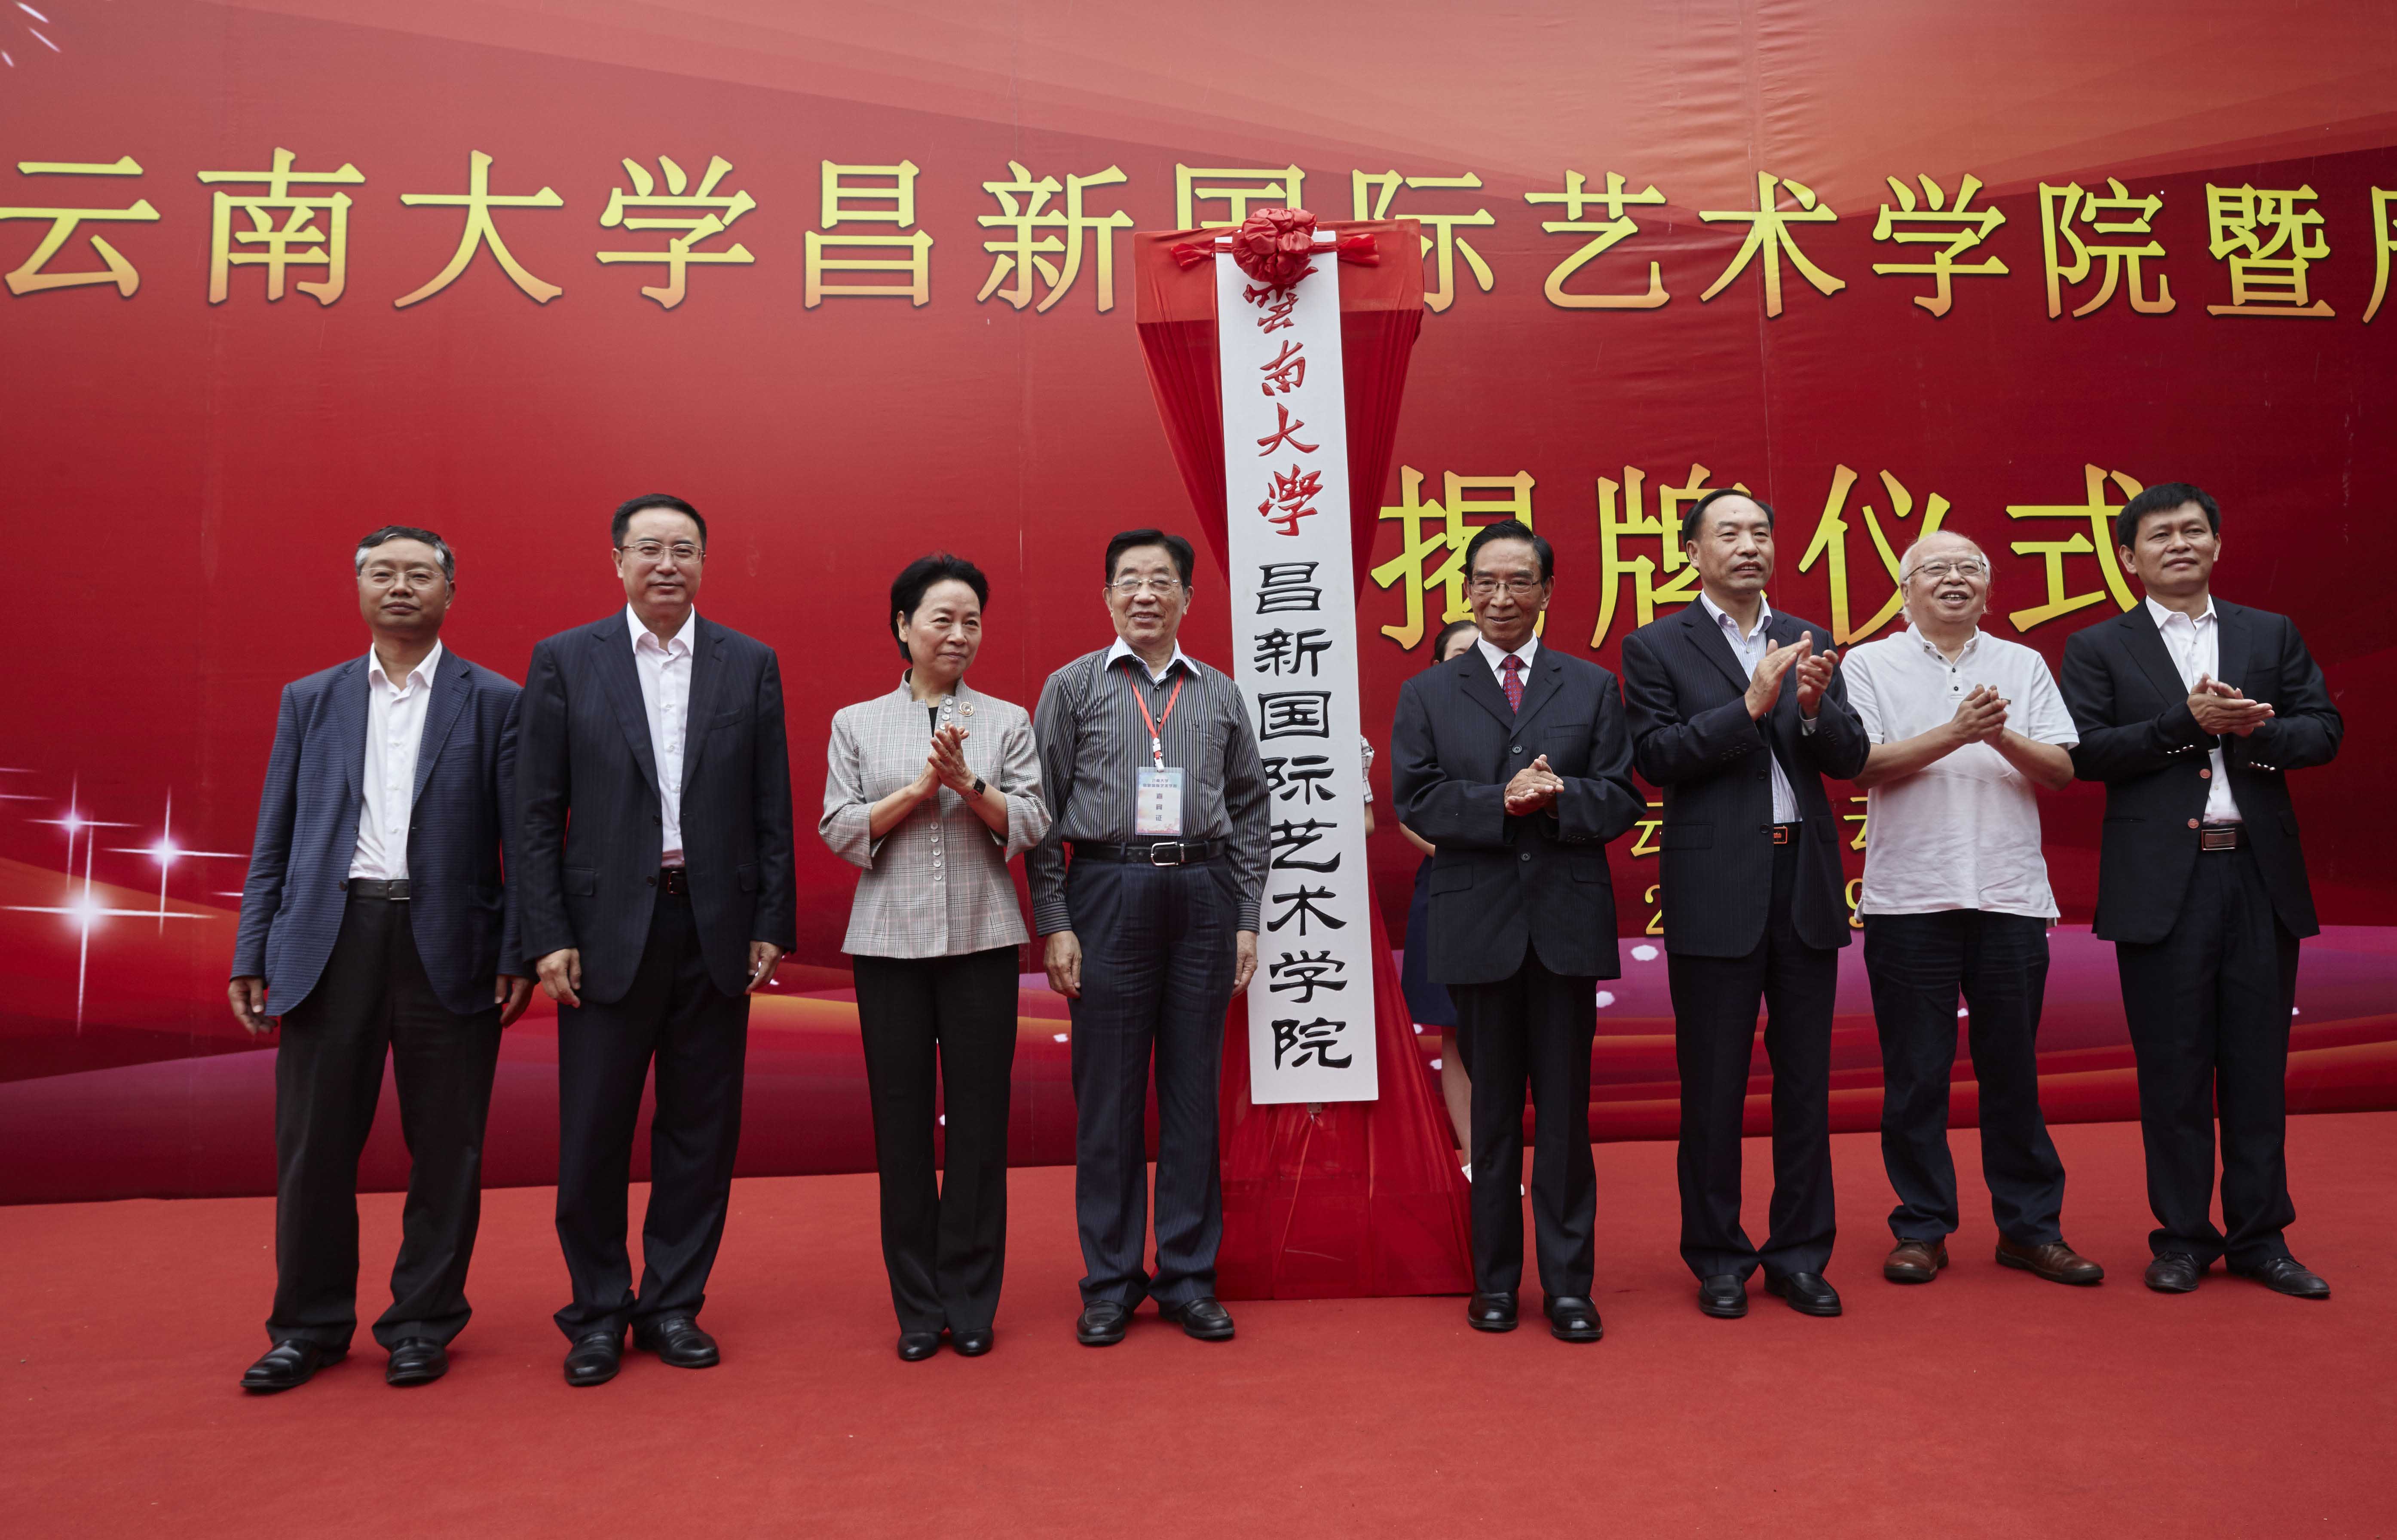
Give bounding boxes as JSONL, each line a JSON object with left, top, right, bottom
{"left": 1944, "top": 683, "right": 2011, "bottom": 748}
{"left": 909, "top": 723, "right": 980, "bottom": 799}
{"left": 1745, "top": 633, "right": 1841, "bottom": 720}
{"left": 1505, "top": 753, "right": 1564, "bottom": 815}
{"left": 2187, "top": 673, "right": 2274, "bottom": 738}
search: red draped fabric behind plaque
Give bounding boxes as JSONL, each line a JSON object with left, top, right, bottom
{"left": 1133, "top": 220, "right": 1474, "bottom": 1299}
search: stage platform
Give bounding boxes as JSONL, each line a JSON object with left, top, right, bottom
{"left": 5, "top": 1114, "right": 2391, "bottom": 1537}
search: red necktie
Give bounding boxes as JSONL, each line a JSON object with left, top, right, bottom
{"left": 1501, "top": 654, "right": 1524, "bottom": 713}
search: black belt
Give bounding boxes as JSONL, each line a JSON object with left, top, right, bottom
{"left": 652, "top": 866, "right": 690, "bottom": 894}
{"left": 1071, "top": 838, "right": 1226, "bottom": 866}
{"left": 1766, "top": 822, "right": 1802, "bottom": 846}
{"left": 343, "top": 878, "right": 410, "bottom": 900}
{"left": 2198, "top": 824, "right": 2246, "bottom": 852}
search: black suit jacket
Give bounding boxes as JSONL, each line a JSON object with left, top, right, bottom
{"left": 232, "top": 651, "right": 521, "bottom": 1018}
{"left": 2060, "top": 599, "right": 2340, "bottom": 944}
{"left": 516, "top": 612, "right": 798, "bottom": 1002}
{"left": 1390, "top": 644, "right": 1642, "bottom": 985}
{"left": 1619, "top": 603, "right": 1870, "bottom": 958}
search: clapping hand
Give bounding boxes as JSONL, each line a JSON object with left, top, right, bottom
{"left": 1947, "top": 684, "right": 2009, "bottom": 747}
{"left": 1792, "top": 639, "right": 1840, "bottom": 719}
{"left": 1505, "top": 752, "right": 1564, "bottom": 814}
{"left": 2188, "top": 674, "right": 2274, "bottom": 738}
{"left": 1744, "top": 635, "right": 1809, "bottom": 719}
{"left": 926, "top": 723, "right": 977, "bottom": 793}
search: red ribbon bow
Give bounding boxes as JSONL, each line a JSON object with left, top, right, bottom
{"left": 1169, "top": 208, "right": 1379, "bottom": 284}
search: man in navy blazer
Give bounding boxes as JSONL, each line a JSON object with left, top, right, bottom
{"left": 517, "top": 493, "right": 797, "bottom": 1387}
{"left": 230, "top": 526, "right": 530, "bottom": 1393}
{"left": 1392, "top": 520, "right": 1642, "bottom": 1342}
{"left": 2060, "top": 483, "right": 2342, "bottom": 1300}
{"left": 1620, "top": 490, "right": 1870, "bottom": 1321}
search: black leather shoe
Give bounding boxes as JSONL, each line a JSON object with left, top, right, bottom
{"left": 633, "top": 1313, "right": 719, "bottom": 1368}
{"left": 1075, "top": 1301, "right": 1130, "bottom": 1347}
{"left": 2230, "top": 1255, "right": 2330, "bottom": 1300}
{"left": 1542, "top": 1295, "right": 1602, "bottom": 1343}
{"left": 1466, "top": 1291, "right": 1519, "bottom": 1332}
{"left": 1697, "top": 1274, "right": 1748, "bottom": 1319}
{"left": 384, "top": 1338, "right": 447, "bottom": 1387}
{"left": 2143, "top": 1253, "right": 2205, "bottom": 1293}
{"left": 563, "top": 1328, "right": 623, "bottom": 1387}
{"left": 896, "top": 1330, "right": 941, "bottom": 1361}
{"left": 241, "top": 1340, "right": 343, "bottom": 1393}
{"left": 951, "top": 1327, "right": 994, "bottom": 1357}
{"left": 1160, "top": 1297, "right": 1235, "bottom": 1341}
{"left": 1765, "top": 1271, "right": 1843, "bottom": 1316}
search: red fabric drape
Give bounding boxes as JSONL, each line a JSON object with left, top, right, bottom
{"left": 1132, "top": 220, "right": 1471, "bottom": 1299}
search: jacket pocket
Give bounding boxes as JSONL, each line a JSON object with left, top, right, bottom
{"left": 736, "top": 862, "right": 759, "bottom": 893}
{"left": 714, "top": 708, "right": 745, "bottom": 730}
{"left": 1661, "top": 822, "right": 1712, "bottom": 850}
{"left": 1429, "top": 863, "right": 1475, "bottom": 894}
{"left": 564, "top": 866, "right": 597, "bottom": 896}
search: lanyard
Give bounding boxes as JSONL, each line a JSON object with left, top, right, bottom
{"left": 1127, "top": 670, "right": 1185, "bottom": 770}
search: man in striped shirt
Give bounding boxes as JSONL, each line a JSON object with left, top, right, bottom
{"left": 1029, "top": 529, "right": 1269, "bottom": 1347}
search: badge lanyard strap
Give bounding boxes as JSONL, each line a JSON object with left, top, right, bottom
{"left": 1128, "top": 673, "right": 1185, "bottom": 772}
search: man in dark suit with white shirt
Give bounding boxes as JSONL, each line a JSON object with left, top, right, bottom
{"left": 230, "top": 525, "right": 531, "bottom": 1393}
{"left": 517, "top": 493, "right": 798, "bottom": 1386}
{"left": 2060, "top": 482, "right": 2342, "bottom": 1300}
{"left": 1619, "top": 490, "right": 1870, "bottom": 1321}
{"left": 1391, "top": 520, "right": 1642, "bottom": 1342}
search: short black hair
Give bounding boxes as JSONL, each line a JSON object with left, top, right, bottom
{"left": 1429, "top": 618, "right": 1479, "bottom": 667}
{"left": 612, "top": 493, "right": 707, "bottom": 548}
{"left": 890, "top": 552, "right": 990, "bottom": 662}
{"left": 355, "top": 525, "right": 455, "bottom": 583}
{"left": 1462, "top": 518, "right": 1553, "bottom": 583}
{"left": 1105, "top": 528, "right": 1196, "bottom": 588}
{"left": 2115, "top": 482, "right": 2220, "bottom": 551}
{"left": 1681, "top": 487, "right": 1775, "bottom": 543}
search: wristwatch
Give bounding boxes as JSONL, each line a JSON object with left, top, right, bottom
{"left": 970, "top": 776, "right": 987, "bottom": 797}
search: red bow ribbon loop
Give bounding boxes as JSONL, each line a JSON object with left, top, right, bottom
{"left": 1169, "top": 211, "right": 1380, "bottom": 279}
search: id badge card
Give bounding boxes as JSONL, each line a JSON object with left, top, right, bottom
{"left": 1135, "top": 767, "right": 1187, "bottom": 837}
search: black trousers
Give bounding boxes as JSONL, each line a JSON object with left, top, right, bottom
{"left": 1863, "top": 910, "right": 2067, "bottom": 1246}
{"left": 2115, "top": 845, "right": 2301, "bottom": 1267}
{"left": 1667, "top": 840, "right": 1839, "bottom": 1281}
{"left": 852, "top": 948, "right": 1020, "bottom": 1334}
{"left": 1449, "top": 950, "right": 1597, "bottom": 1298}
{"left": 554, "top": 885, "right": 750, "bottom": 1338}
{"left": 1064, "top": 855, "right": 1238, "bottom": 1307}
{"left": 269, "top": 895, "right": 500, "bottom": 1352}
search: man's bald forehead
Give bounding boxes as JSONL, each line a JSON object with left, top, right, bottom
{"left": 1901, "top": 530, "right": 1987, "bottom": 573}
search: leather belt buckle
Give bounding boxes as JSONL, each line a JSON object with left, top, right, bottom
{"left": 1769, "top": 824, "right": 1796, "bottom": 846}
{"left": 343, "top": 878, "right": 410, "bottom": 900}
{"left": 659, "top": 866, "right": 690, "bottom": 895}
{"left": 1148, "top": 841, "right": 1188, "bottom": 867}
{"left": 2198, "top": 825, "right": 2242, "bottom": 852}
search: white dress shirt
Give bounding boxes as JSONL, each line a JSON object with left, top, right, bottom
{"left": 629, "top": 605, "right": 698, "bottom": 864}
{"left": 1473, "top": 633, "right": 1538, "bottom": 689}
{"left": 350, "top": 640, "right": 444, "bottom": 881}
{"left": 2146, "top": 596, "right": 2244, "bottom": 824}
{"left": 1697, "top": 592, "right": 1806, "bottom": 823}
{"left": 1843, "top": 625, "right": 2078, "bottom": 917}
{"left": 1104, "top": 634, "right": 1196, "bottom": 685}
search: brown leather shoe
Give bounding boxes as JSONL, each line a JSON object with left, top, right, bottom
{"left": 1884, "top": 1238, "right": 1949, "bottom": 1284}
{"left": 1996, "top": 1236, "right": 2105, "bottom": 1285}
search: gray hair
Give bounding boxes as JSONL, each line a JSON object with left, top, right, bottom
{"left": 1896, "top": 530, "right": 1987, "bottom": 583}
{"left": 354, "top": 525, "right": 456, "bottom": 584}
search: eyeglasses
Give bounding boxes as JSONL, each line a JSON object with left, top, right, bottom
{"left": 618, "top": 541, "right": 704, "bottom": 564}
{"left": 1466, "top": 576, "right": 1544, "bottom": 597}
{"left": 1905, "top": 559, "right": 1989, "bottom": 582}
{"left": 1108, "top": 576, "right": 1184, "bottom": 596}
{"left": 361, "top": 567, "right": 446, "bottom": 589}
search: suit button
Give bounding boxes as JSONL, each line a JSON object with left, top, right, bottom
{"left": 646, "top": 875, "right": 658, "bottom": 886}
{"left": 2187, "top": 819, "right": 2200, "bottom": 829}
{"left": 1511, "top": 745, "right": 1524, "bottom": 755}
{"left": 1520, "top": 851, "right": 1531, "bottom": 863}
{"left": 2199, "top": 768, "right": 2211, "bottom": 779}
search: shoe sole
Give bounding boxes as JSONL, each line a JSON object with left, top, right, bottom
{"left": 2143, "top": 1276, "right": 2201, "bottom": 1294}
{"left": 2229, "top": 1271, "right": 2330, "bottom": 1300}
{"left": 563, "top": 1365, "right": 619, "bottom": 1387}
{"left": 1763, "top": 1281, "right": 1842, "bottom": 1317}
{"left": 1546, "top": 1323, "right": 1602, "bottom": 1342}
{"left": 385, "top": 1366, "right": 446, "bottom": 1387}
{"left": 1995, "top": 1251, "right": 2104, "bottom": 1286}
{"left": 1697, "top": 1299, "right": 1748, "bottom": 1319}
{"left": 1075, "top": 1322, "right": 1128, "bottom": 1347}
{"left": 1467, "top": 1315, "right": 1519, "bottom": 1333}
{"left": 1883, "top": 1267, "right": 1941, "bottom": 1284}
{"left": 241, "top": 1347, "right": 346, "bottom": 1393}
{"left": 1166, "top": 1316, "right": 1236, "bottom": 1341}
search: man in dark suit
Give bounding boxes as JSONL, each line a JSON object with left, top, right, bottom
{"left": 2060, "top": 482, "right": 2342, "bottom": 1300}
{"left": 230, "top": 525, "right": 531, "bottom": 1393}
{"left": 1392, "top": 520, "right": 1642, "bottom": 1342}
{"left": 1620, "top": 489, "right": 1870, "bottom": 1320}
{"left": 518, "top": 493, "right": 797, "bottom": 1386}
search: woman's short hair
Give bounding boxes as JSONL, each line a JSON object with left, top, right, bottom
{"left": 1429, "top": 618, "right": 1479, "bottom": 667}
{"left": 890, "top": 552, "right": 990, "bottom": 661}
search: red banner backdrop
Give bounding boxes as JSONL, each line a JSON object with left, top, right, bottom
{"left": 3, "top": 0, "right": 2392, "bottom": 1203}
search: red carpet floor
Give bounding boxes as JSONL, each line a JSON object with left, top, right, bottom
{"left": 5, "top": 1114, "right": 2393, "bottom": 1537}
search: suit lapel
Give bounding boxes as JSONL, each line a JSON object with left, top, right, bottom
{"left": 411, "top": 655, "right": 471, "bottom": 809}
{"left": 331, "top": 656, "right": 369, "bottom": 802}
{"left": 1453, "top": 650, "right": 1518, "bottom": 732}
{"left": 2121, "top": 603, "right": 2193, "bottom": 707}
{"left": 590, "top": 617, "right": 661, "bottom": 797}
{"left": 2212, "top": 600, "right": 2252, "bottom": 698}
{"left": 1678, "top": 603, "right": 1755, "bottom": 697}
{"left": 1512, "top": 647, "right": 1568, "bottom": 732}
{"left": 678, "top": 620, "right": 728, "bottom": 793}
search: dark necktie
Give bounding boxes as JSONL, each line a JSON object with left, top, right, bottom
{"left": 1501, "top": 654, "right": 1524, "bottom": 713}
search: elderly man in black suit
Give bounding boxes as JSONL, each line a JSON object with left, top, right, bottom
{"left": 230, "top": 525, "right": 531, "bottom": 1393}
{"left": 1391, "top": 519, "right": 1642, "bottom": 1342}
{"left": 518, "top": 493, "right": 797, "bottom": 1386}
{"left": 2060, "top": 482, "right": 2342, "bottom": 1300}
{"left": 1620, "top": 490, "right": 1870, "bottom": 1320}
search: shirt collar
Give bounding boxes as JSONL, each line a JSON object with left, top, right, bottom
{"left": 627, "top": 604, "right": 698, "bottom": 656}
{"left": 2144, "top": 594, "right": 2216, "bottom": 629}
{"left": 1106, "top": 635, "right": 1194, "bottom": 684}
{"left": 367, "top": 638, "right": 444, "bottom": 693}
{"left": 894, "top": 670, "right": 976, "bottom": 706}
{"left": 1474, "top": 633, "right": 1539, "bottom": 673}
{"left": 1905, "top": 622, "right": 1980, "bottom": 660}
{"left": 1700, "top": 590, "right": 1773, "bottom": 642}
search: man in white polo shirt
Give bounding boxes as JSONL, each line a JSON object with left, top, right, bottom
{"left": 1844, "top": 531, "right": 2105, "bottom": 1288}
